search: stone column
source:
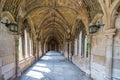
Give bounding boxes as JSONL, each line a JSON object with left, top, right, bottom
{"left": 33, "top": 40, "right": 39, "bottom": 61}
{"left": 105, "top": 29, "right": 116, "bottom": 80}
{"left": 67, "top": 40, "right": 69, "bottom": 60}
{"left": 36, "top": 41, "right": 39, "bottom": 60}
{"left": 14, "top": 35, "right": 19, "bottom": 77}
{"left": 86, "top": 35, "right": 92, "bottom": 76}
{"left": 39, "top": 42, "right": 42, "bottom": 58}
{"left": 64, "top": 40, "right": 69, "bottom": 59}
{"left": 33, "top": 40, "right": 37, "bottom": 60}
{"left": 69, "top": 40, "right": 72, "bottom": 61}
{"left": 41, "top": 42, "right": 44, "bottom": 56}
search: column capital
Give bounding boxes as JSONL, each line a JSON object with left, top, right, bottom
{"left": 104, "top": 29, "right": 116, "bottom": 36}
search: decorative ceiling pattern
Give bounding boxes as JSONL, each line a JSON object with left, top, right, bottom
{"left": 83, "top": 0, "right": 102, "bottom": 21}
{"left": 2, "top": 0, "right": 103, "bottom": 44}
{"left": 3, "top": 0, "right": 22, "bottom": 18}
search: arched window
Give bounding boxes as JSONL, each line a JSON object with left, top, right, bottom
{"left": 18, "top": 36, "right": 23, "bottom": 61}
{"left": 84, "top": 36, "right": 88, "bottom": 57}
{"left": 25, "top": 30, "right": 29, "bottom": 58}
{"left": 74, "top": 38, "right": 78, "bottom": 55}
{"left": 79, "top": 31, "right": 82, "bottom": 56}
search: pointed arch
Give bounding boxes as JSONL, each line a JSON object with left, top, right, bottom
{"left": 1, "top": 11, "right": 16, "bottom": 22}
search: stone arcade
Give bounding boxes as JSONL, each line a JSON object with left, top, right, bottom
{"left": 0, "top": 0, "right": 120, "bottom": 80}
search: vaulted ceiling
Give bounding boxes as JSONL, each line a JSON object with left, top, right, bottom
{"left": 3, "top": 0, "right": 103, "bottom": 44}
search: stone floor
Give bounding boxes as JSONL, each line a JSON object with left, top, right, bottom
{"left": 16, "top": 51, "right": 93, "bottom": 80}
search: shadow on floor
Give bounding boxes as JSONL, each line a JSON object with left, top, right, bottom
{"left": 15, "top": 51, "right": 93, "bottom": 80}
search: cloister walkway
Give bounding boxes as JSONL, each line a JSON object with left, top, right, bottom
{"left": 16, "top": 51, "right": 92, "bottom": 80}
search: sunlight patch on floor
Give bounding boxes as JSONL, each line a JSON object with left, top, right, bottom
{"left": 32, "top": 66, "right": 51, "bottom": 73}
{"left": 42, "top": 56, "right": 54, "bottom": 60}
{"left": 35, "top": 63, "right": 47, "bottom": 67}
{"left": 26, "top": 70, "right": 44, "bottom": 79}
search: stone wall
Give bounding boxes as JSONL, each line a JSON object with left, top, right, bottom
{"left": 72, "top": 32, "right": 107, "bottom": 80}
{"left": 17, "top": 57, "right": 35, "bottom": 76}
{"left": 90, "top": 33, "right": 106, "bottom": 80}
{"left": 113, "top": 31, "right": 120, "bottom": 79}
{"left": 72, "top": 56, "right": 89, "bottom": 74}
{"left": 112, "top": 14, "right": 120, "bottom": 80}
{"left": 0, "top": 29, "right": 16, "bottom": 80}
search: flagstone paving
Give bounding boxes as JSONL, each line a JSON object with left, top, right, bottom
{"left": 16, "top": 51, "right": 93, "bottom": 80}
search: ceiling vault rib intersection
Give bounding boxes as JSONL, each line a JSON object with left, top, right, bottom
{"left": 2, "top": 0, "right": 104, "bottom": 44}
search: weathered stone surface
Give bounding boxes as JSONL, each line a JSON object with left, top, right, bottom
{"left": 18, "top": 56, "right": 35, "bottom": 73}
{"left": 4, "top": 68, "right": 15, "bottom": 80}
{"left": 92, "top": 55, "right": 105, "bottom": 66}
{"left": 0, "top": 30, "right": 15, "bottom": 80}
{"left": 91, "top": 63, "right": 105, "bottom": 80}
{"left": 0, "top": 30, "right": 15, "bottom": 57}
{"left": 2, "top": 55, "right": 14, "bottom": 66}
{"left": 1, "top": 63, "right": 15, "bottom": 74}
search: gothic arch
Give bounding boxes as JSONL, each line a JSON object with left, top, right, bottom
{"left": 111, "top": 3, "right": 120, "bottom": 28}
{"left": 1, "top": 11, "right": 15, "bottom": 23}
{"left": 91, "top": 13, "right": 103, "bottom": 25}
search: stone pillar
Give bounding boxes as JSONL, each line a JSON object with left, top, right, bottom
{"left": 39, "top": 42, "right": 42, "bottom": 58}
{"left": 36, "top": 41, "right": 39, "bottom": 60}
{"left": 69, "top": 40, "right": 72, "bottom": 61}
{"left": 86, "top": 35, "right": 92, "bottom": 76}
{"left": 67, "top": 40, "right": 69, "bottom": 60}
{"left": 33, "top": 40, "right": 37, "bottom": 59}
{"left": 33, "top": 40, "right": 39, "bottom": 61}
{"left": 64, "top": 41, "right": 69, "bottom": 59}
{"left": 14, "top": 35, "right": 19, "bottom": 77}
{"left": 41, "top": 42, "right": 44, "bottom": 56}
{"left": 105, "top": 29, "right": 116, "bottom": 80}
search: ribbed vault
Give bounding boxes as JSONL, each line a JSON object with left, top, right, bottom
{"left": 2, "top": 0, "right": 104, "bottom": 45}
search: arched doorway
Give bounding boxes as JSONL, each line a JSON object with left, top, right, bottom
{"left": 48, "top": 39, "right": 59, "bottom": 51}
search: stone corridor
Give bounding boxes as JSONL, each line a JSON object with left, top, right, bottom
{"left": 16, "top": 51, "right": 92, "bottom": 80}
